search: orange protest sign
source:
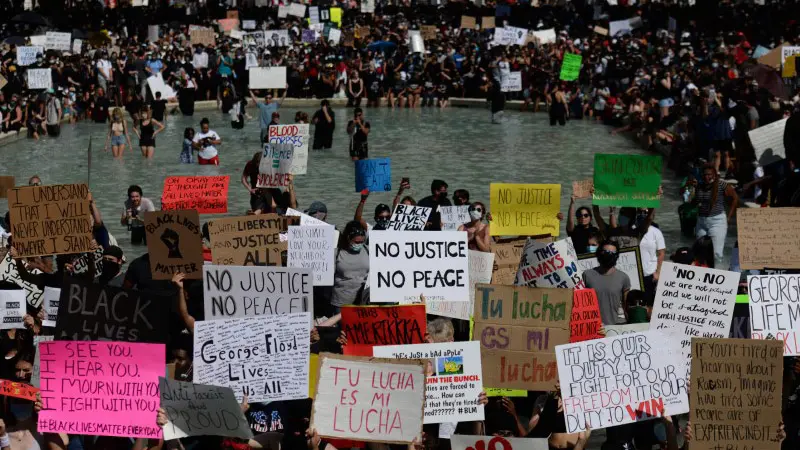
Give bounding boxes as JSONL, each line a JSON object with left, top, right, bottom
{"left": 569, "top": 289, "right": 602, "bottom": 342}
{"left": 0, "top": 379, "right": 39, "bottom": 401}
{"left": 161, "top": 176, "right": 229, "bottom": 214}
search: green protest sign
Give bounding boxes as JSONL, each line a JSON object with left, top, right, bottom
{"left": 593, "top": 154, "right": 662, "bottom": 207}
{"left": 559, "top": 53, "right": 582, "bottom": 81}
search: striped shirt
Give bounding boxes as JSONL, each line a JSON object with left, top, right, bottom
{"left": 696, "top": 180, "right": 727, "bottom": 217}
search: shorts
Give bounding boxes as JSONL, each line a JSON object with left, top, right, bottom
{"left": 111, "top": 135, "right": 125, "bottom": 146}
{"left": 349, "top": 141, "right": 368, "bottom": 159}
{"left": 710, "top": 139, "right": 733, "bottom": 154}
{"left": 658, "top": 98, "right": 675, "bottom": 108}
{"left": 139, "top": 138, "right": 155, "bottom": 147}
{"left": 199, "top": 155, "right": 220, "bottom": 165}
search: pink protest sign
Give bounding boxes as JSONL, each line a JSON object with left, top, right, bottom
{"left": 37, "top": 341, "right": 165, "bottom": 438}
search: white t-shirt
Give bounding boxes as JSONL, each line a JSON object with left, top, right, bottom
{"left": 96, "top": 59, "right": 112, "bottom": 80}
{"left": 639, "top": 226, "right": 666, "bottom": 276}
{"left": 193, "top": 130, "right": 220, "bottom": 160}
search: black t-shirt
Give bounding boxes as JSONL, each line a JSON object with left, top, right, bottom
{"left": 568, "top": 225, "right": 599, "bottom": 254}
{"left": 417, "top": 195, "right": 452, "bottom": 231}
{"left": 92, "top": 97, "right": 110, "bottom": 123}
{"left": 150, "top": 99, "right": 167, "bottom": 121}
{"left": 347, "top": 120, "right": 370, "bottom": 143}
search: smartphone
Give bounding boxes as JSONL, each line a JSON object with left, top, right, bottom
{"left": 402, "top": 177, "right": 410, "bottom": 184}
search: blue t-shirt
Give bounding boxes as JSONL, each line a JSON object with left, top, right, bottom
{"left": 257, "top": 102, "right": 279, "bottom": 129}
{"left": 145, "top": 59, "right": 163, "bottom": 76}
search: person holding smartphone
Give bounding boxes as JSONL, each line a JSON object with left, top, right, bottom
{"left": 346, "top": 107, "right": 370, "bottom": 161}
{"left": 120, "top": 185, "right": 155, "bottom": 245}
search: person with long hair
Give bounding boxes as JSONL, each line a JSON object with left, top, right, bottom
{"left": 330, "top": 221, "right": 369, "bottom": 315}
{"left": 133, "top": 107, "right": 164, "bottom": 159}
{"left": 180, "top": 127, "right": 195, "bottom": 163}
{"left": 105, "top": 108, "right": 133, "bottom": 158}
{"left": 458, "top": 201, "right": 491, "bottom": 251}
{"left": 567, "top": 194, "right": 599, "bottom": 254}
{"left": 687, "top": 165, "right": 738, "bottom": 264}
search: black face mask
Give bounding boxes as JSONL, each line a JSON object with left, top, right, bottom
{"left": 374, "top": 218, "right": 389, "bottom": 230}
{"left": 597, "top": 252, "right": 619, "bottom": 268}
{"left": 100, "top": 260, "right": 121, "bottom": 282}
{"left": 438, "top": 191, "right": 448, "bottom": 201}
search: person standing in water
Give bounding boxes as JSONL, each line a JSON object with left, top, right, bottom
{"left": 134, "top": 106, "right": 164, "bottom": 159}
{"left": 489, "top": 50, "right": 508, "bottom": 124}
{"left": 549, "top": 83, "right": 568, "bottom": 126}
{"left": 192, "top": 117, "right": 222, "bottom": 165}
{"left": 346, "top": 108, "right": 370, "bottom": 161}
{"left": 105, "top": 108, "right": 133, "bottom": 158}
{"left": 312, "top": 100, "right": 335, "bottom": 150}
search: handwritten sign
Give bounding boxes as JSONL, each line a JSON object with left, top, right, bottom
{"left": 0, "top": 290, "right": 25, "bottom": 330}
{"left": 559, "top": 53, "right": 582, "bottom": 81}
{"left": 490, "top": 183, "right": 561, "bottom": 236}
{"left": 570, "top": 289, "right": 602, "bottom": 342}
{"left": 593, "top": 154, "right": 662, "bottom": 207}
{"left": 161, "top": 176, "right": 229, "bottom": 214}
{"left": 208, "top": 214, "right": 289, "bottom": 266}
{"left": 268, "top": 124, "right": 310, "bottom": 175}
{"left": 572, "top": 179, "right": 593, "bottom": 199}
{"left": 556, "top": 331, "right": 688, "bottom": 433}
{"left": 311, "top": 353, "right": 424, "bottom": 444}
{"left": 651, "top": 262, "right": 739, "bottom": 375}
{"left": 374, "top": 341, "right": 484, "bottom": 424}
{"left": 388, "top": 204, "right": 432, "bottom": 231}
{"left": 748, "top": 274, "right": 800, "bottom": 355}
{"left": 369, "top": 230, "right": 469, "bottom": 303}
{"left": 218, "top": 18, "right": 239, "bottom": 32}
{"left": 515, "top": 237, "right": 585, "bottom": 289}
{"left": 0, "top": 380, "right": 39, "bottom": 401}
{"left": 428, "top": 250, "right": 494, "bottom": 321}
{"left": 737, "top": 208, "right": 800, "bottom": 269}
{"left": 287, "top": 225, "right": 335, "bottom": 286}
{"left": 7, "top": 184, "right": 92, "bottom": 257}
{"left": 473, "top": 284, "right": 571, "bottom": 391}
{"left": 45, "top": 32, "right": 71, "bottom": 51}
{"left": 604, "top": 323, "right": 649, "bottom": 336}
{"left": 748, "top": 118, "right": 787, "bottom": 166}
{"left": 159, "top": 377, "right": 253, "bottom": 441}
{"left": 42, "top": 287, "right": 59, "bottom": 327}
{"left": 355, "top": 158, "right": 391, "bottom": 192}
{"left": 1, "top": 256, "right": 46, "bottom": 308}
{"left": 190, "top": 29, "right": 216, "bottom": 46}
{"left": 690, "top": 338, "right": 783, "bottom": 450}
{"left": 257, "top": 142, "right": 293, "bottom": 188}
{"left": 341, "top": 304, "right": 426, "bottom": 356}
{"left": 144, "top": 210, "right": 203, "bottom": 280}
{"left": 460, "top": 16, "right": 476, "bottom": 29}
{"left": 501, "top": 72, "right": 522, "bottom": 92}
{"left": 440, "top": 205, "right": 469, "bottom": 230}
{"left": 451, "top": 436, "right": 548, "bottom": 450}
{"left": 421, "top": 25, "right": 437, "bottom": 40}
{"left": 492, "top": 239, "right": 527, "bottom": 285}
{"left": 193, "top": 314, "right": 310, "bottom": 402}
{"left": 202, "top": 264, "right": 312, "bottom": 320}
{"left": 31, "top": 335, "right": 53, "bottom": 387}
{"left": 578, "top": 247, "right": 644, "bottom": 290}
{"left": 16, "top": 46, "right": 42, "bottom": 66}
{"left": 38, "top": 341, "right": 166, "bottom": 438}
{"left": 55, "top": 279, "right": 170, "bottom": 343}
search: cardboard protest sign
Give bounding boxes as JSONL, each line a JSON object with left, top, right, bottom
{"left": 577, "top": 247, "right": 645, "bottom": 290}
{"left": 473, "top": 284, "right": 571, "bottom": 391}
{"left": 202, "top": 264, "right": 313, "bottom": 320}
{"left": 387, "top": 204, "right": 432, "bottom": 231}
{"left": 369, "top": 230, "right": 469, "bottom": 303}
{"left": 572, "top": 179, "right": 593, "bottom": 199}
{"left": 439, "top": 205, "right": 469, "bottom": 230}
{"left": 501, "top": 72, "right": 522, "bottom": 92}
{"left": 738, "top": 208, "right": 800, "bottom": 269}
{"left": 748, "top": 274, "right": 800, "bottom": 355}
{"left": 38, "top": 341, "right": 166, "bottom": 438}
{"left": 144, "top": 210, "right": 203, "bottom": 280}
{"left": 267, "top": 124, "right": 310, "bottom": 175}
{"left": 354, "top": 158, "right": 391, "bottom": 192}
{"left": 428, "top": 250, "right": 494, "bottom": 321}
{"left": 310, "top": 353, "right": 424, "bottom": 444}
{"left": 42, "top": 287, "right": 59, "bottom": 327}
{"left": 0, "top": 290, "right": 25, "bottom": 330}
{"left": 748, "top": 118, "right": 787, "bottom": 166}
{"left": 161, "top": 176, "right": 229, "bottom": 214}
{"left": 481, "top": 17, "right": 496, "bottom": 30}
{"left": 287, "top": 225, "right": 335, "bottom": 286}
{"left": 341, "top": 304, "right": 426, "bottom": 356}
{"left": 190, "top": 29, "right": 216, "bottom": 46}
{"left": 569, "top": 289, "right": 602, "bottom": 342}
{"left": 421, "top": 25, "right": 437, "bottom": 40}
{"left": 492, "top": 238, "right": 528, "bottom": 285}
{"left": 451, "top": 436, "right": 548, "bottom": 450}
{"left": 0, "top": 380, "right": 39, "bottom": 401}
{"left": 515, "top": 237, "right": 585, "bottom": 289}
{"left": 257, "top": 141, "right": 293, "bottom": 188}
{"left": 593, "top": 154, "right": 662, "bottom": 207}
{"left": 690, "top": 338, "right": 783, "bottom": 450}
{"left": 159, "top": 377, "right": 253, "bottom": 441}
{"left": 651, "top": 262, "right": 739, "bottom": 375}
{"left": 374, "top": 341, "right": 484, "bottom": 424}
{"left": 556, "top": 331, "right": 688, "bottom": 433}
{"left": 460, "top": 16, "right": 476, "bottom": 29}
{"left": 249, "top": 67, "right": 286, "bottom": 89}
{"left": 603, "top": 323, "right": 649, "bottom": 337}
{"left": 559, "top": 53, "right": 582, "bottom": 81}
{"left": 0, "top": 74, "right": 6, "bottom": 90}
{"left": 489, "top": 183, "right": 561, "bottom": 236}
{"left": 208, "top": 214, "right": 290, "bottom": 266}
{"left": 7, "top": 184, "right": 92, "bottom": 257}
{"left": 593, "top": 26, "right": 609, "bottom": 36}
{"left": 193, "top": 313, "right": 310, "bottom": 402}
{"left": 55, "top": 279, "right": 170, "bottom": 343}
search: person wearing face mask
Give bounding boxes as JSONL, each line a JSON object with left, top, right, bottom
{"left": 354, "top": 189, "right": 391, "bottom": 232}
{"left": 567, "top": 194, "right": 599, "bottom": 254}
{"left": 458, "top": 202, "right": 491, "bottom": 251}
{"left": 96, "top": 245, "right": 125, "bottom": 287}
{"left": 637, "top": 209, "right": 665, "bottom": 303}
{"left": 330, "top": 221, "right": 369, "bottom": 316}
{"left": 417, "top": 179, "right": 451, "bottom": 230}
{"left": 582, "top": 241, "right": 631, "bottom": 325}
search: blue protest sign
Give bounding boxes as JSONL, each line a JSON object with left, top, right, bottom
{"left": 354, "top": 158, "right": 391, "bottom": 192}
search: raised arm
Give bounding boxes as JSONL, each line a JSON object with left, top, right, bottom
{"left": 355, "top": 190, "right": 369, "bottom": 229}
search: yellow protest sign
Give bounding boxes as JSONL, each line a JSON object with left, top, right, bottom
{"left": 330, "top": 7, "right": 342, "bottom": 27}
{"left": 308, "top": 353, "right": 319, "bottom": 398}
{"left": 486, "top": 388, "right": 528, "bottom": 397}
{"left": 489, "top": 183, "right": 561, "bottom": 236}
{"left": 783, "top": 55, "right": 797, "bottom": 78}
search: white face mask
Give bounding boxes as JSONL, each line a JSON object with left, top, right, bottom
{"left": 469, "top": 210, "right": 483, "bottom": 221}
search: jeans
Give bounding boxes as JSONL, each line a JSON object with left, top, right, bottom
{"left": 695, "top": 214, "right": 727, "bottom": 263}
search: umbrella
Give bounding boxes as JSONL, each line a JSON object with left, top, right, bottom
{"left": 750, "top": 63, "right": 790, "bottom": 99}
{"left": 72, "top": 29, "right": 89, "bottom": 39}
{"left": 11, "top": 12, "right": 51, "bottom": 27}
{"left": 3, "top": 36, "right": 26, "bottom": 46}
{"left": 367, "top": 40, "right": 397, "bottom": 52}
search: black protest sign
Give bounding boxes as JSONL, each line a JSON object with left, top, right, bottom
{"left": 145, "top": 210, "right": 204, "bottom": 280}
{"left": 55, "top": 278, "right": 169, "bottom": 343}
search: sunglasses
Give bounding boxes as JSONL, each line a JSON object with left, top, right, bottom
{"left": 601, "top": 250, "right": 617, "bottom": 255}
{"left": 577, "top": 213, "right": 591, "bottom": 218}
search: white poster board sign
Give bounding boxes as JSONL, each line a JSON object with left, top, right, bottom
{"left": 451, "top": 436, "right": 548, "bottom": 450}
{"left": 749, "top": 274, "right": 800, "bottom": 355}
{"left": 147, "top": 73, "right": 177, "bottom": 99}
{"left": 257, "top": 141, "right": 294, "bottom": 188}
{"left": 502, "top": 72, "right": 522, "bottom": 92}
{"left": 287, "top": 225, "right": 335, "bottom": 286}
{"left": 203, "top": 265, "right": 312, "bottom": 320}
{"left": 265, "top": 123, "right": 309, "bottom": 175}
{"left": 45, "top": 32, "right": 71, "bottom": 52}
{"left": 72, "top": 39, "right": 82, "bottom": 54}
{"left": 42, "top": 287, "right": 59, "bottom": 328}
{"left": 311, "top": 353, "right": 424, "bottom": 444}
{"left": 650, "top": 262, "right": 738, "bottom": 376}
{"left": 556, "top": 330, "right": 689, "bottom": 433}
{"left": 748, "top": 118, "right": 787, "bottom": 166}
{"left": 373, "top": 341, "right": 485, "bottom": 424}
{"left": 193, "top": 313, "right": 310, "bottom": 402}
{"left": 492, "top": 28, "right": 517, "bottom": 46}
{"left": 369, "top": 230, "right": 470, "bottom": 303}
{"left": 439, "top": 206, "right": 469, "bottom": 230}
{"left": 26, "top": 68, "right": 52, "bottom": 90}
{"left": 328, "top": 29, "right": 342, "bottom": 45}
{"left": 361, "top": 0, "right": 375, "bottom": 13}
{"left": 288, "top": 2, "right": 306, "bottom": 17}
{"left": 309, "top": 7, "right": 320, "bottom": 24}
{"left": 29, "top": 35, "right": 46, "bottom": 47}
{"left": 243, "top": 20, "right": 257, "bottom": 30}
{"left": 16, "top": 46, "right": 42, "bottom": 66}
{"left": 0, "top": 290, "right": 25, "bottom": 330}
{"left": 148, "top": 25, "right": 159, "bottom": 42}
{"left": 530, "top": 28, "right": 556, "bottom": 45}
{"left": 277, "top": 5, "right": 289, "bottom": 18}
{"left": 410, "top": 30, "right": 425, "bottom": 53}
{"left": 0, "top": 252, "right": 44, "bottom": 308}
{"left": 516, "top": 237, "right": 585, "bottom": 289}
{"left": 609, "top": 19, "right": 633, "bottom": 36}
{"left": 604, "top": 323, "right": 650, "bottom": 337}
{"left": 249, "top": 67, "right": 286, "bottom": 89}
{"left": 160, "top": 377, "right": 253, "bottom": 440}
{"left": 427, "top": 250, "right": 494, "bottom": 321}
{"left": 577, "top": 248, "right": 643, "bottom": 290}
{"left": 388, "top": 205, "right": 432, "bottom": 231}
